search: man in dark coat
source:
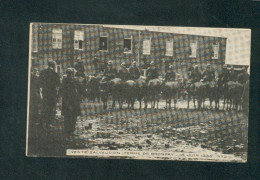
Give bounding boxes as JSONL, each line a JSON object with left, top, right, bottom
{"left": 74, "top": 58, "right": 85, "bottom": 77}
{"left": 189, "top": 65, "right": 202, "bottom": 83}
{"left": 218, "top": 64, "right": 230, "bottom": 84}
{"left": 202, "top": 64, "right": 215, "bottom": 82}
{"left": 129, "top": 61, "right": 141, "bottom": 80}
{"left": 237, "top": 67, "right": 249, "bottom": 84}
{"left": 39, "top": 60, "right": 60, "bottom": 132}
{"left": 228, "top": 66, "right": 237, "bottom": 82}
{"left": 146, "top": 61, "right": 159, "bottom": 81}
{"left": 60, "top": 68, "right": 83, "bottom": 137}
{"left": 30, "top": 68, "right": 41, "bottom": 122}
{"left": 165, "top": 65, "right": 176, "bottom": 82}
{"left": 118, "top": 62, "right": 129, "bottom": 81}
{"left": 103, "top": 60, "right": 117, "bottom": 81}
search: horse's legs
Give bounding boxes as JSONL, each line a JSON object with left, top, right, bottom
{"left": 193, "top": 96, "right": 196, "bottom": 109}
{"left": 174, "top": 97, "right": 177, "bottom": 109}
{"left": 156, "top": 97, "right": 159, "bottom": 109}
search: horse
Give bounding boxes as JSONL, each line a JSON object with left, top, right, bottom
{"left": 123, "top": 80, "right": 137, "bottom": 109}
{"left": 135, "top": 77, "right": 148, "bottom": 109}
{"left": 100, "top": 78, "right": 123, "bottom": 110}
{"left": 162, "top": 80, "right": 183, "bottom": 109}
{"left": 86, "top": 75, "right": 101, "bottom": 102}
{"left": 147, "top": 78, "right": 163, "bottom": 109}
{"left": 224, "top": 81, "right": 244, "bottom": 111}
{"left": 187, "top": 81, "right": 207, "bottom": 109}
{"left": 206, "top": 80, "right": 221, "bottom": 110}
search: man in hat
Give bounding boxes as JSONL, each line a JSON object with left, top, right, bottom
{"left": 103, "top": 60, "right": 117, "bottom": 81}
{"left": 165, "top": 65, "right": 176, "bottom": 82}
{"left": 74, "top": 58, "right": 85, "bottom": 77}
{"left": 129, "top": 61, "right": 140, "bottom": 80}
{"left": 189, "top": 65, "right": 202, "bottom": 83}
{"left": 202, "top": 64, "right": 215, "bottom": 82}
{"left": 237, "top": 66, "right": 249, "bottom": 84}
{"left": 218, "top": 64, "right": 229, "bottom": 84}
{"left": 60, "top": 68, "right": 83, "bottom": 138}
{"left": 118, "top": 62, "right": 130, "bottom": 81}
{"left": 39, "top": 60, "right": 60, "bottom": 133}
{"left": 146, "top": 61, "right": 159, "bottom": 81}
{"left": 228, "top": 66, "right": 237, "bottom": 82}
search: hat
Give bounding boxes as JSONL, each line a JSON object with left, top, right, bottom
{"left": 66, "top": 68, "right": 74, "bottom": 74}
{"left": 194, "top": 65, "right": 198, "bottom": 68}
{"left": 121, "top": 62, "right": 126, "bottom": 66}
{"left": 132, "top": 61, "right": 137, "bottom": 64}
{"left": 48, "top": 60, "right": 56, "bottom": 67}
{"left": 77, "top": 57, "right": 83, "bottom": 63}
{"left": 150, "top": 61, "right": 155, "bottom": 65}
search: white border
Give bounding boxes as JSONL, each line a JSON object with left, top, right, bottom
{"left": 26, "top": 23, "right": 33, "bottom": 156}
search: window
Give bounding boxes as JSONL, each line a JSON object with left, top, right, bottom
{"left": 124, "top": 36, "right": 132, "bottom": 53}
{"left": 143, "top": 38, "right": 151, "bottom": 55}
{"left": 52, "top": 29, "right": 62, "bottom": 49}
{"left": 165, "top": 40, "right": 173, "bottom": 56}
{"left": 74, "top": 30, "right": 84, "bottom": 50}
{"left": 189, "top": 42, "right": 197, "bottom": 58}
{"left": 212, "top": 42, "right": 219, "bottom": 59}
{"left": 99, "top": 33, "right": 108, "bottom": 51}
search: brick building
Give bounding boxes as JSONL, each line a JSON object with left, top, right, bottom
{"left": 30, "top": 23, "right": 227, "bottom": 76}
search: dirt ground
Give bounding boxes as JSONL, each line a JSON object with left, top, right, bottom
{"left": 27, "top": 98, "right": 248, "bottom": 162}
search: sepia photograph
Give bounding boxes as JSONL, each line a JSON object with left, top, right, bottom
{"left": 26, "top": 23, "right": 250, "bottom": 162}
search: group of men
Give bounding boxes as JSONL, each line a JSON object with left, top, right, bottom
{"left": 101, "top": 60, "right": 161, "bottom": 82}
{"left": 29, "top": 58, "right": 249, "bottom": 140}
{"left": 187, "top": 64, "right": 249, "bottom": 84}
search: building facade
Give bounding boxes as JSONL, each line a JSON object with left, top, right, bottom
{"left": 30, "top": 23, "right": 227, "bottom": 76}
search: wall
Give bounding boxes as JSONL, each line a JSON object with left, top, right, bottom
{"left": 30, "top": 23, "right": 226, "bottom": 76}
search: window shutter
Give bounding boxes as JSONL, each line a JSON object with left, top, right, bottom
{"left": 143, "top": 39, "right": 151, "bottom": 55}
{"left": 166, "top": 40, "right": 173, "bottom": 56}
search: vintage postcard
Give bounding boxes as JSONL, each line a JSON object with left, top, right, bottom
{"left": 26, "top": 23, "right": 250, "bottom": 162}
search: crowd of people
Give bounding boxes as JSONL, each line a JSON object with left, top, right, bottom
{"left": 29, "top": 58, "right": 249, "bottom": 138}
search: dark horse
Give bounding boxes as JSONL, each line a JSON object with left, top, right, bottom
{"left": 162, "top": 80, "right": 182, "bottom": 109}
{"left": 100, "top": 78, "right": 123, "bottom": 110}
{"left": 187, "top": 81, "right": 206, "bottom": 109}
{"left": 147, "top": 79, "right": 163, "bottom": 109}
{"left": 135, "top": 78, "right": 148, "bottom": 109}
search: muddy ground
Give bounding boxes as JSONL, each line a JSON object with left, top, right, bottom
{"left": 27, "top": 99, "right": 248, "bottom": 162}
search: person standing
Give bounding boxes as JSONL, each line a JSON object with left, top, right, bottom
{"left": 39, "top": 60, "right": 60, "bottom": 133}
{"left": 60, "top": 68, "right": 83, "bottom": 137}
